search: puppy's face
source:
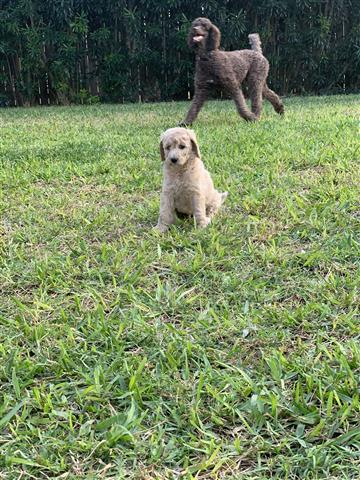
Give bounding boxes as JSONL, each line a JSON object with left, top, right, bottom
{"left": 160, "top": 128, "right": 200, "bottom": 167}
{"left": 188, "top": 17, "right": 220, "bottom": 51}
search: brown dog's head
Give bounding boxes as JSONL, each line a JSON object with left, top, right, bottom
{"left": 187, "top": 17, "right": 221, "bottom": 52}
{"left": 160, "top": 128, "right": 200, "bottom": 167}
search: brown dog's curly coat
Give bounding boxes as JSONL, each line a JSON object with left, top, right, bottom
{"left": 180, "top": 17, "right": 284, "bottom": 125}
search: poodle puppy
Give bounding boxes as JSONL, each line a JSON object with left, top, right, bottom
{"left": 180, "top": 17, "right": 284, "bottom": 125}
{"left": 156, "top": 127, "right": 228, "bottom": 232}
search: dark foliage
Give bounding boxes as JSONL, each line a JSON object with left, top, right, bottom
{"left": 0, "top": 0, "right": 359, "bottom": 106}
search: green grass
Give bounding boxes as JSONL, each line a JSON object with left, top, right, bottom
{"left": 0, "top": 95, "right": 359, "bottom": 479}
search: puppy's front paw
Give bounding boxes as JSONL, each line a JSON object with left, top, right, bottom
{"left": 221, "top": 191, "right": 228, "bottom": 204}
{"left": 196, "top": 216, "right": 211, "bottom": 229}
{"left": 155, "top": 223, "right": 169, "bottom": 233}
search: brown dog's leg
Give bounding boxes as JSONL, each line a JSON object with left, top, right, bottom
{"left": 231, "top": 88, "right": 257, "bottom": 122}
{"left": 263, "top": 84, "right": 284, "bottom": 115}
{"left": 250, "top": 87, "right": 263, "bottom": 119}
{"left": 248, "top": 77, "right": 265, "bottom": 119}
{"left": 180, "top": 88, "right": 208, "bottom": 126}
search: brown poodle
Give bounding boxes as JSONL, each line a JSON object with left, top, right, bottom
{"left": 180, "top": 17, "right": 284, "bottom": 125}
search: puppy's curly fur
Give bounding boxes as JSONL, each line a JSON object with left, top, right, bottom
{"left": 156, "top": 128, "right": 228, "bottom": 232}
{"left": 180, "top": 17, "right": 284, "bottom": 125}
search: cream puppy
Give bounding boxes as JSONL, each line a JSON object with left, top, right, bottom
{"left": 157, "top": 127, "right": 228, "bottom": 232}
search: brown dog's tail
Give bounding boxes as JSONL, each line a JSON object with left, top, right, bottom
{"left": 248, "top": 33, "right": 262, "bottom": 53}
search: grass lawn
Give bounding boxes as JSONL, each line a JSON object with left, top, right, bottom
{"left": 0, "top": 95, "right": 359, "bottom": 479}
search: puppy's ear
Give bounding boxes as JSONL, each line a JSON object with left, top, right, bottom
{"left": 206, "top": 23, "right": 221, "bottom": 51}
{"left": 159, "top": 140, "right": 165, "bottom": 161}
{"left": 188, "top": 130, "right": 200, "bottom": 158}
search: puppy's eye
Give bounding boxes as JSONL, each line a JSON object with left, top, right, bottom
{"left": 165, "top": 146, "right": 170, "bottom": 150}
{"left": 179, "top": 144, "right": 186, "bottom": 150}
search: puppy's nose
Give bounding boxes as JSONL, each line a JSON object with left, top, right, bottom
{"left": 170, "top": 157, "right": 178, "bottom": 164}
{"left": 194, "top": 26, "right": 201, "bottom": 31}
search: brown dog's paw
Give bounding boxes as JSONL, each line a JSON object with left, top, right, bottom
{"left": 245, "top": 113, "right": 258, "bottom": 122}
{"left": 178, "top": 120, "right": 191, "bottom": 128}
